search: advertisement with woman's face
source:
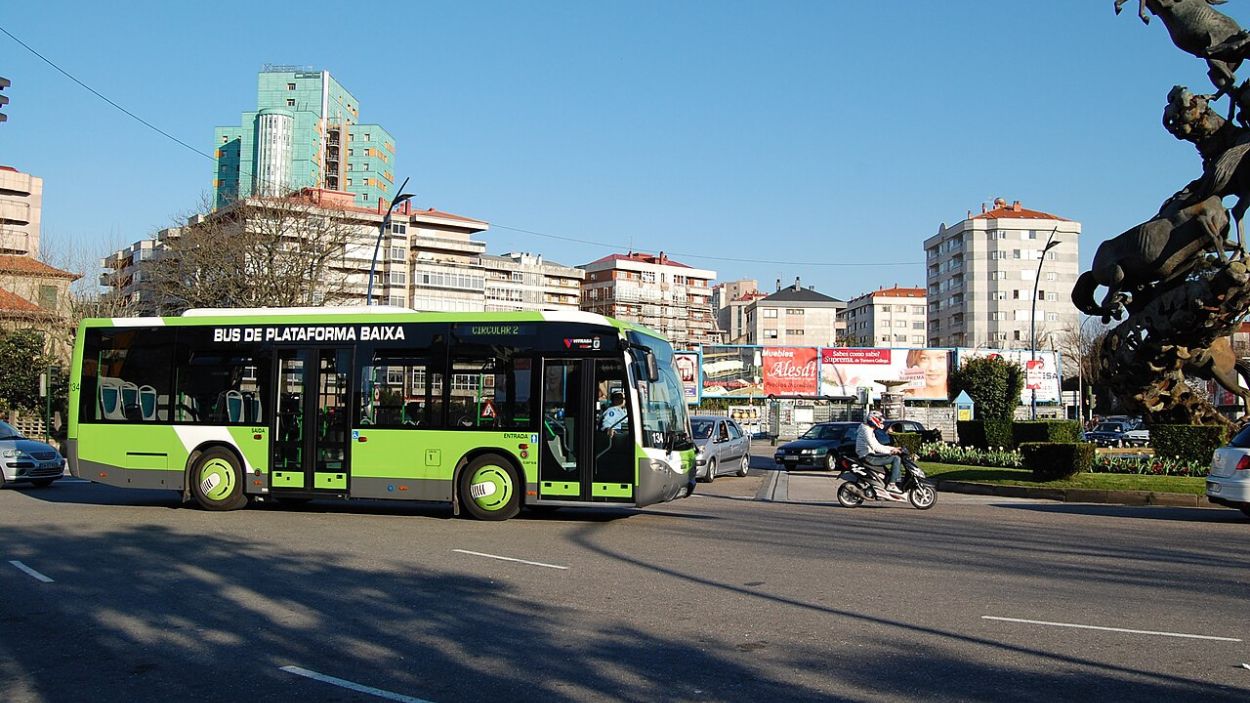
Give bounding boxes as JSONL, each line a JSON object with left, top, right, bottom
{"left": 820, "top": 348, "right": 951, "bottom": 401}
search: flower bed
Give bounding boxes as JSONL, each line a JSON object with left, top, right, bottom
{"left": 919, "top": 442, "right": 1209, "bottom": 478}
{"left": 919, "top": 442, "right": 1022, "bottom": 469}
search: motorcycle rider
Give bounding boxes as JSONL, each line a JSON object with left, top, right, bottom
{"left": 855, "top": 410, "right": 905, "bottom": 500}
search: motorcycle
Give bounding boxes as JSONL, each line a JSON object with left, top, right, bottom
{"left": 835, "top": 449, "right": 937, "bottom": 510}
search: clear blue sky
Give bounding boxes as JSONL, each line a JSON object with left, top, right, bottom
{"left": 0, "top": 1, "right": 1231, "bottom": 300}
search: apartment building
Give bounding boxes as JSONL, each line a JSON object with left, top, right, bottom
{"left": 924, "top": 198, "right": 1080, "bottom": 349}
{"left": 712, "top": 279, "right": 766, "bottom": 344}
{"left": 0, "top": 166, "right": 42, "bottom": 258}
{"left": 103, "top": 189, "right": 490, "bottom": 313}
{"left": 482, "top": 252, "right": 583, "bottom": 312}
{"left": 579, "top": 251, "right": 720, "bottom": 348}
{"left": 743, "top": 278, "right": 845, "bottom": 346}
{"left": 214, "top": 67, "right": 394, "bottom": 209}
{"left": 842, "top": 286, "right": 927, "bottom": 348}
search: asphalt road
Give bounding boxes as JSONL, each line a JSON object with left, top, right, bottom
{"left": 3, "top": 452, "right": 1250, "bottom": 702}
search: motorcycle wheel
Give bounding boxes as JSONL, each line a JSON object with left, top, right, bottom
{"left": 909, "top": 483, "right": 937, "bottom": 510}
{"left": 837, "top": 482, "right": 864, "bottom": 508}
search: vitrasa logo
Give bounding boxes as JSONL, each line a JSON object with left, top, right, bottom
{"left": 212, "top": 325, "right": 407, "bottom": 343}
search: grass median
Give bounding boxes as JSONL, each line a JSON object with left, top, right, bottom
{"left": 919, "top": 462, "right": 1207, "bottom": 496}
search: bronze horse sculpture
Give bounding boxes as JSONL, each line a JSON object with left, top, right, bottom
{"left": 1071, "top": 195, "right": 1231, "bottom": 319}
{"left": 1115, "top": 0, "right": 1245, "bottom": 92}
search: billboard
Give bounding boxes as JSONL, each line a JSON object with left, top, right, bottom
{"left": 674, "top": 350, "right": 701, "bottom": 404}
{"left": 700, "top": 346, "right": 764, "bottom": 397}
{"left": 761, "top": 347, "right": 819, "bottom": 396}
{"left": 957, "top": 349, "right": 1061, "bottom": 403}
{"left": 820, "top": 348, "right": 952, "bottom": 401}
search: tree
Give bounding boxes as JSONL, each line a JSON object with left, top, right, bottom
{"left": 948, "top": 355, "right": 1024, "bottom": 421}
{"left": 0, "top": 329, "right": 56, "bottom": 414}
{"left": 142, "top": 193, "right": 371, "bottom": 314}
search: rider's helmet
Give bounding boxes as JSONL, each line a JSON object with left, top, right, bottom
{"left": 866, "top": 410, "right": 885, "bottom": 430}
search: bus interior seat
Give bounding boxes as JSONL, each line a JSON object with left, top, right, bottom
{"left": 138, "top": 385, "right": 158, "bottom": 421}
{"left": 99, "top": 377, "right": 124, "bottom": 420}
{"left": 121, "top": 382, "right": 142, "bottom": 421}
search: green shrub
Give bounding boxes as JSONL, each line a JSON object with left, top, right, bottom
{"left": 1019, "top": 442, "right": 1095, "bottom": 481}
{"left": 1151, "top": 424, "right": 1228, "bottom": 464}
{"left": 948, "top": 355, "right": 1024, "bottom": 420}
{"left": 985, "top": 419, "right": 1015, "bottom": 449}
{"left": 1012, "top": 420, "right": 1081, "bottom": 445}
{"left": 889, "top": 431, "right": 922, "bottom": 455}
{"left": 957, "top": 420, "right": 986, "bottom": 448}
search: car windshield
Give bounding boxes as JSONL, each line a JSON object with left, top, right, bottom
{"left": 691, "top": 420, "right": 713, "bottom": 440}
{"left": 800, "top": 425, "right": 845, "bottom": 441}
{"left": 1095, "top": 423, "right": 1123, "bottom": 432}
{"left": 0, "top": 420, "right": 23, "bottom": 440}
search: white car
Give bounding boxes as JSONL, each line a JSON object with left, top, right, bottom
{"left": 1207, "top": 426, "right": 1250, "bottom": 517}
{"left": 1122, "top": 426, "right": 1150, "bottom": 447}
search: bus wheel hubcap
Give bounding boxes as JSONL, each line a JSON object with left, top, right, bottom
{"left": 199, "top": 459, "right": 235, "bottom": 501}
{"left": 469, "top": 465, "right": 512, "bottom": 511}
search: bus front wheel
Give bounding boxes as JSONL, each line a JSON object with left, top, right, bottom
{"left": 189, "top": 448, "right": 248, "bottom": 511}
{"left": 459, "top": 455, "right": 520, "bottom": 521}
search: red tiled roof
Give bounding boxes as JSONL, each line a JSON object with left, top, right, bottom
{"left": 0, "top": 255, "right": 81, "bottom": 280}
{"left": 870, "top": 286, "right": 925, "bottom": 299}
{"left": 415, "top": 207, "right": 486, "bottom": 225}
{"left": 971, "top": 199, "right": 1070, "bottom": 222}
{"left": 584, "top": 252, "right": 693, "bottom": 269}
{"left": 0, "top": 288, "right": 54, "bottom": 317}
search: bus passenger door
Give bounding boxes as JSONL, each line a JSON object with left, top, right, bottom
{"left": 540, "top": 359, "right": 587, "bottom": 500}
{"left": 271, "top": 348, "right": 353, "bottom": 494}
{"left": 539, "top": 358, "right": 634, "bottom": 503}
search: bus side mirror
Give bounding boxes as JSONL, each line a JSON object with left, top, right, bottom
{"left": 644, "top": 350, "right": 659, "bottom": 383}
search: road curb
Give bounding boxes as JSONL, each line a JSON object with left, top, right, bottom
{"left": 756, "top": 468, "right": 786, "bottom": 502}
{"left": 936, "top": 480, "right": 1216, "bottom": 508}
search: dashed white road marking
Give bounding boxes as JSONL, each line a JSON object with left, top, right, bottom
{"left": 8, "top": 561, "right": 53, "bottom": 583}
{"left": 453, "top": 548, "right": 569, "bottom": 570}
{"left": 983, "top": 616, "right": 1242, "bottom": 642}
{"left": 280, "top": 666, "right": 434, "bottom": 703}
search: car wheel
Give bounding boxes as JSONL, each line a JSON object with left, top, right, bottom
{"left": 837, "top": 482, "right": 863, "bottom": 508}
{"left": 737, "top": 454, "right": 749, "bottom": 477}
{"left": 703, "top": 458, "right": 716, "bottom": 483}
{"left": 823, "top": 453, "right": 836, "bottom": 471}
{"left": 30, "top": 479, "right": 55, "bottom": 488}
{"left": 459, "top": 454, "right": 521, "bottom": 521}
{"left": 189, "top": 447, "right": 248, "bottom": 511}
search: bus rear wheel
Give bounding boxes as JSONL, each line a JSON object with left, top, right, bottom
{"left": 190, "top": 448, "right": 248, "bottom": 511}
{"left": 460, "top": 455, "right": 520, "bottom": 521}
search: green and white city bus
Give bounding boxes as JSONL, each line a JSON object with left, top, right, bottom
{"left": 68, "top": 307, "right": 696, "bottom": 520}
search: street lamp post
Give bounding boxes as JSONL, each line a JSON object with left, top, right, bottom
{"left": 1076, "top": 314, "right": 1099, "bottom": 426}
{"left": 1030, "top": 228, "right": 1061, "bottom": 420}
{"left": 366, "top": 176, "right": 414, "bottom": 306}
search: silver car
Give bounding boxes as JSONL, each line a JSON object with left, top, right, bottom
{"left": 0, "top": 420, "right": 65, "bottom": 488}
{"left": 1208, "top": 424, "right": 1250, "bottom": 517}
{"left": 691, "top": 415, "right": 751, "bottom": 482}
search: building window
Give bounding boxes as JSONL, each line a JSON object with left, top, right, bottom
{"left": 763, "top": 309, "right": 778, "bottom": 318}
{"left": 286, "top": 99, "right": 295, "bottom": 107}
{"left": 389, "top": 246, "right": 405, "bottom": 261}
{"left": 1045, "top": 272, "right": 1057, "bottom": 281}
{"left": 38, "top": 285, "right": 57, "bottom": 309}
{"left": 764, "top": 329, "right": 778, "bottom": 339}
{"left": 786, "top": 329, "right": 804, "bottom": 335}
{"left": 388, "top": 271, "right": 407, "bottom": 286}
{"left": 786, "top": 308, "right": 804, "bottom": 315}
{"left": 387, "top": 295, "right": 406, "bottom": 308}
{"left": 287, "top": 83, "right": 296, "bottom": 90}
{"left": 364, "top": 133, "right": 371, "bottom": 141}
{"left": 991, "top": 272, "right": 1006, "bottom": 280}
{"left": 390, "top": 222, "right": 407, "bottom": 235}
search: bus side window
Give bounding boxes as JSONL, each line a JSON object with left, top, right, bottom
{"left": 359, "top": 354, "right": 441, "bottom": 429}
{"left": 88, "top": 328, "right": 174, "bottom": 423}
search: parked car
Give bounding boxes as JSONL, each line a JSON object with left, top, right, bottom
{"left": 0, "top": 421, "right": 65, "bottom": 488}
{"left": 690, "top": 415, "right": 751, "bottom": 482}
{"left": 1084, "top": 421, "right": 1132, "bottom": 447}
{"left": 1121, "top": 425, "right": 1150, "bottom": 447}
{"left": 885, "top": 419, "right": 942, "bottom": 444}
{"left": 773, "top": 422, "right": 860, "bottom": 471}
{"left": 1207, "top": 424, "right": 1250, "bottom": 517}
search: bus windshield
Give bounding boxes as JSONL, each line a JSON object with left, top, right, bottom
{"left": 629, "top": 333, "right": 691, "bottom": 450}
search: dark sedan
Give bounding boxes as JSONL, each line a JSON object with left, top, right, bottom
{"left": 886, "top": 419, "right": 942, "bottom": 444}
{"left": 774, "top": 422, "right": 860, "bottom": 471}
{"left": 1084, "top": 421, "right": 1130, "bottom": 447}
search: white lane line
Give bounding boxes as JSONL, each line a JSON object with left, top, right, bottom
{"left": 452, "top": 548, "right": 569, "bottom": 570}
{"left": 8, "top": 561, "right": 54, "bottom": 583}
{"left": 983, "top": 616, "right": 1242, "bottom": 642}
{"left": 280, "top": 666, "right": 434, "bottom": 703}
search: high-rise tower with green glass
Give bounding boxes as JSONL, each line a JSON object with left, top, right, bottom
{"left": 213, "top": 66, "right": 395, "bottom": 209}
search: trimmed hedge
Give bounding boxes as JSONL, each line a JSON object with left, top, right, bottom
{"left": 1012, "top": 420, "right": 1082, "bottom": 445}
{"left": 889, "top": 431, "right": 922, "bottom": 455}
{"left": 1019, "top": 442, "right": 1096, "bottom": 481}
{"left": 985, "top": 419, "right": 1014, "bottom": 449}
{"left": 1151, "top": 424, "right": 1229, "bottom": 464}
{"left": 956, "top": 420, "right": 986, "bottom": 449}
